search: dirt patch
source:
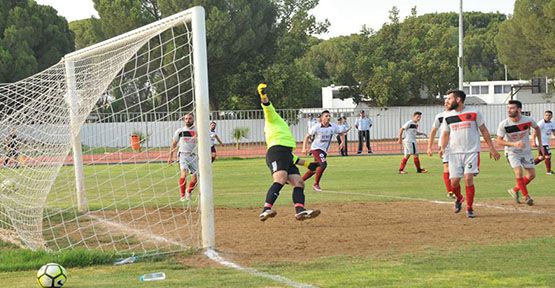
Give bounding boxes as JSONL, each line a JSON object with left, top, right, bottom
{"left": 213, "top": 199, "right": 555, "bottom": 265}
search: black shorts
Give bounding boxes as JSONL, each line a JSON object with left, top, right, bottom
{"left": 543, "top": 145, "right": 551, "bottom": 156}
{"left": 211, "top": 146, "right": 216, "bottom": 153}
{"left": 265, "top": 145, "right": 300, "bottom": 175}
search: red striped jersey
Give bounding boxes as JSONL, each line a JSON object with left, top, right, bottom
{"left": 308, "top": 123, "right": 346, "bottom": 152}
{"left": 441, "top": 108, "right": 484, "bottom": 153}
{"left": 497, "top": 116, "right": 537, "bottom": 154}
{"left": 173, "top": 126, "right": 197, "bottom": 153}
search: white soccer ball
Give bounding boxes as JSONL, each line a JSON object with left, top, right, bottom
{"left": 1, "top": 179, "right": 17, "bottom": 194}
{"left": 37, "top": 263, "right": 68, "bottom": 288}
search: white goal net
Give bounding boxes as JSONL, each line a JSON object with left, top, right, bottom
{"left": 0, "top": 6, "right": 214, "bottom": 256}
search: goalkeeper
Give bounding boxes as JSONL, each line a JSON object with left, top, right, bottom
{"left": 257, "top": 83, "right": 321, "bottom": 222}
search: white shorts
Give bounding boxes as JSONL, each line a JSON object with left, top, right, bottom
{"left": 403, "top": 141, "right": 418, "bottom": 156}
{"left": 448, "top": 152, "right": 479, "bottom": 179}
{"left": 506, "top": 152, "right": 535, "bottom": 169}
{"left": 178, "top": 152, "right": 198, "bottom": 174}
{"left": 441, "top": 147, "right": 449, "bottom": 164}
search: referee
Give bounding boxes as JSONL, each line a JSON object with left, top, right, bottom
{"left": 257, "top": 83, "right": 321, "bottom": 222}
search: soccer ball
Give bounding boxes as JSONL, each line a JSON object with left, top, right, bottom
{"left": 37, "top": 263, "right": 67, "bottom": 288}
{"left": 1, "top": 179, "right": 17, "bottom": 194}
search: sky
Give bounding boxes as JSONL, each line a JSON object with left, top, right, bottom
{"left": 35, "top": 0, "right": 515, "bottom": 39}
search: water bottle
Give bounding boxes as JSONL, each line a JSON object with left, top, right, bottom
{"left": 113, "top": 256, "right": 137, "bottom": 265}
{"left": 139, "top": 272, "right": 166, "bottom": 282}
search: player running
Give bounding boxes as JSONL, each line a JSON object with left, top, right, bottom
{"left": 497, "top": 100, "right": 544, "bottom": 205}
{"left": 532, "top": 110, "right": 555, "bottom": 174}
{"left": 427, "top": 99, "right": 454, "bottom": 198}
{"left": 398, "top": 112, "right": 428, "bottom": 174}
{"left": 256, "top": 83, "right": 321, "bottom": 222}
{"left": 168, "top": 113, "right": 198, "bottom": 201}
{"left": 439, "top": 89, "right": 500, "bottom": 218}
{"left": 301, "top": 110, "right": 346, "bottom": 192}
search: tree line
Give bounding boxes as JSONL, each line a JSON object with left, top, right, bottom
{"left": 1, "top": 0, "right": 553, "bottom": 111}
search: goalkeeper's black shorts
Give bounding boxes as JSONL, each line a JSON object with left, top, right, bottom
{"left": 266, "top": 145, "right": 300, "bottom": 175}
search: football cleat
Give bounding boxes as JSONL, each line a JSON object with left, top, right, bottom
{"left": 454, "top": 198, "right": 464, "bottom": 214}
{"left": 546, "top": 171, "right": 554, "bottom": 175}
{"left": 417, "top": 169, "right": 428, "bottom": 173}
{"left": 312, "top": 184, "right": 322, "bottom": 192}
{"left": 295, "top": 209, "right": 321, "bottom": 221}
{"left": 524, "top": 196, "right": 534, "bottom": 206}
{"left": 399, "top": 170, "right": 408, "bottom": 174}
{"left": 466, "top": 209, "right": 476, "bottom": 218}
{"left": 447, "top": 192, "right": 455, "bottom": 199}
{"left": 259, "top": 209, "right": 277, "bottom": 221}
{"left": 507, "top": 189, "right": 521, "bottom": 204}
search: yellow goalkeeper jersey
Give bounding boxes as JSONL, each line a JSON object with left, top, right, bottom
{"left": 261, "top": 102, "right": 296, "bottom": 149}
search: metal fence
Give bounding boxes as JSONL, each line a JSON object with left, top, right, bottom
{"left": 78, "top": 103, "right": 555, "bottom": 157}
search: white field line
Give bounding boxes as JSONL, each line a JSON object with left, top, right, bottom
{"left": 87, "top": 214, "right": 317, "bottom": 288}
{"left": 322, "top": 190, "right": 555, "bottom": 216}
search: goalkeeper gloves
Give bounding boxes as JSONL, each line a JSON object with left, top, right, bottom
{"left": 293, "top": 154, "right": 320, "bottom": 172}
{"left": 257, "top": 83, "right": 268, "bottom": 102}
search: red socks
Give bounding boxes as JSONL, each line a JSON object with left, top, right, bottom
{"left": 179, "top": 177, "right": 186, "bottom": 197}
{"left": 399, "top": 157, "right": 408, "bottom": 171}
{"left": 465, "top": 185, "right": 475, "bottom": 210}
{"left": 414, "top": 156, "right": 422, "bottom": 170}
{"left": 187, "top": 177, "right": 197, "bottom": 193}
{"left": 453, "top": 185, "right": 463, "bottom": 202}
{"left": 514, "top": 177, "right": 530, "bottom": 197}
{"left": 443, "top": 172, "right": 452, "bottom": 192}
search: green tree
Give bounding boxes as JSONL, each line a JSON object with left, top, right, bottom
{"left": 0, "top": 0, "right": 75, "bottom": 83}
{"left": 495, "top": 0, "right": 555, "bottom": 79}
{"left": 69, "top": 18, "right": 106, "bottom": 49}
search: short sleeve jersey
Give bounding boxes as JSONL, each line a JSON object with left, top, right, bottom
{"left": 432, "top": 111, "right": 447, "bottom": 147}
{"left": 497, "top": 116, "right": 537, "bottom": 155}
{"left": 209, "top": 130, "right": 218, "bottom": 147}
{"left": 173, "top": 126, "right": 197, "bottom": 153}
{"left": 401, "top": 120, "right": 418, "bottom": 143}
{"left": 308, "top": 123, "right": 345, "bottom": 152}
{"left": 355, "top": 117, "right": 371, "bottom": 131}
{"left": 537, "top": 119, "right": 555, "bottom": 146}
{"left": 442, "top": 108, "right": 484, "bottom": 154}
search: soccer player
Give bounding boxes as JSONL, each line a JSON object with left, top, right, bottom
{"left": 3, "top": 128, "right": 20, "bottom": 168}
{"left": 532, "top": 110, "right": 555, "bottom": 174}
{"left": 256, "top": 83, "right": 321, "bottom": 222}
{"left": 336, "top": 116, "right": 351, "bottom": 156}
{"left": 168, "top": 113, "right": 198, "bottom": 201}
{"left": 209, "top": 121, "right": 224, "bottom": 162}
{"left": 497, "top": 100, "right": 544, "bottom": 205}
{"left": 427, "top": 99, "right": 454, "bottom": 198}
{"left": 398, "top": 112, "right": 428, "bottom": 174}
{"left": 301, "top": 110, "right": 346, "bottom": 191}
{"left": 439, "top": 89, "right": 500, "bottom": 218}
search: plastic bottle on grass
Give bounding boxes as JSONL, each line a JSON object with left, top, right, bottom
{"left": 139, "top": 272, "right": 166, "bottom": 282}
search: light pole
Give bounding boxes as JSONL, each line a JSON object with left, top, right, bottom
{"left": 458, "top": 0, "right": 464, "bottom": 90}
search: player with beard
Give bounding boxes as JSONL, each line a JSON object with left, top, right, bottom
{"left": 439, "top": 90, "right": 500, "bottom": 218}
{"left": 497, "top": 100, "right": 544, "bottom": 205}
{"left": 168, "top": 113, "right": 198, "bottom": 201}
{"left": 532, "top": 110, "right": 555, "bottom": 174}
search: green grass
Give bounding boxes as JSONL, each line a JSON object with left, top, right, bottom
{"left": 1, "top": 154, "right": 554, "bottom": 287}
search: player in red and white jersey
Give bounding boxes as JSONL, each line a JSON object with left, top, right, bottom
{"left": 397, "top": 112, "right": 427, "bottom": 174}
{"left": 209, "top": 121, "right": 224, "bottom": 162}
{"left": 301, "top": 110, "right": 346, "bottom": 192}
{"left": 439, "top": 90, "right": 500, "bottom": 218}
{"left": 497, "top": 100, "right": 544, "bottom": 205}
{"left": 427, "top": 98, "right": 453, "bottom": 198}
{"left": 532, "top": 110, "right": 555, "bottom": 174}
{"left": 168, "top": 113, "right": 198, "bottom": 201}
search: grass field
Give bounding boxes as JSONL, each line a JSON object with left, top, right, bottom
{"left": 1, "top": 153, "right": 555, "bottom": 287}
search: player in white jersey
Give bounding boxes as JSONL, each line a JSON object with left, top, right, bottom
{"left": 427, "top": 98, "right": 454, "bottom": 198}
{"left": 168, "top": 113, "right": 198, "bottom": 201}
{"left": 209, "top": 121, "right": 224, "bottom": 162}
{"left": 302, "top": 110, "right": 345, "bottom": 191}
{"left": 397, "top": 112, "right": 427, "bottom": 174}
{"left": 497, "top": 100, "right": 544, "bottom": 205}
{"left": 439, "top": 90, "right": 500, "bottom": 218}
{"left": 532, "top": 110, "right": 555, "bottom": 174}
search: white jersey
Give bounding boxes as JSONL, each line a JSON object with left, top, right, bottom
{"left": 355, "top": 117, "right": 372, "bottom": 131}
{"left": 209, "top": 130, "right": 219, "bottom": 147}
{"left": 442, "top": 108, "right": 484, "bottom": 154}
{"left": 497, "top": 116, "right": 537, "bottom": 155}
{"left": 537, "top": 119, "right": 555, "bottom": 146}
{"left": 432, "top": 111, "right": 448, "bottom": 148}
{"left": 401, "top": 120, "right": 419, "bottom": 143}
{"left": 308, "top": 123, "right": 346, "bottom": 152}
{"left": 172, "top": 126, "right": 197, "bottom": 154}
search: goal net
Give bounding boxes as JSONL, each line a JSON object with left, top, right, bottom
{"left": 0, "top": 6, "right": 214, "bottom": 256}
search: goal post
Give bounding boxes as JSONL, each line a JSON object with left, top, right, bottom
{"left": 0, "top": 6, "right": 214, "bottom": 254}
